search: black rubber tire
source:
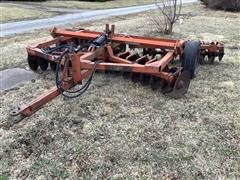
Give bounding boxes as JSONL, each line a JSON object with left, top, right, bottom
{"left": 181, "top": 41, "right": 200, "bottom": 79}
{"left": 27, "top": 54, "right": 39, "bottom": 71}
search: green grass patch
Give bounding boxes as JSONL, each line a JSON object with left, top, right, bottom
{"left": 0, "top": 175, "right": 9, "bottom": 180}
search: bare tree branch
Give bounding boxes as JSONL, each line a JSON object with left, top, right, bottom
{"left": 152, "top": 0, "right": 182, "bottom": 34}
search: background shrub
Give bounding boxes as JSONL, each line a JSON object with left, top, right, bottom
{"left": 3, "top": 0, "right": 47, "bottom": 1}
{"left": 200, "top": 0, "right": 240, "bottom": 11}
{"left": 199, "top": 0, "right": 208, "bottom": 5}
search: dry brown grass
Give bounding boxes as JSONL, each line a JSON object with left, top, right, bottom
{"left": 0, "top": 5, "right": 55, "bottom": 23}
{"left": 0, "top": 0, "right": 158, "bottom": 23}
{"left": 36, "top": 0, "right": 159, "bottom": 10}
{"left": 0, "top": 2, "right": 240, "bottom": 179}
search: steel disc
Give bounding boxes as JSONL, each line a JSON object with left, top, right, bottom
{"left": 27, "top": 54, "right": 39, "bottom": 71}
{"left": 199, "top": 55, "right": 205, "bottom": 65}
{"left": 208, "top": 55, "right": 215, "bottom": 64}
{"left": 38, "top": 58, "right": 49, "bottom": 71}
{"left": 131, "top": 73, "right": 141, "bottom": 83}
{"left": 150, "top": 76, "right": 161, "bottom": 90}
{"left": 218, "top": 50, "right": 224, "bottom": 61}
{"left": 140, "top": 74, "right": 150, "bottom": 86}
{"left": 169, "top": 71, "right": 191, "bottom": 98}
{"left": 50, "top": 61, "right": 57, "bottom": 71}
{"left": 122, "top": 71, "right": 131, "bottom": 79}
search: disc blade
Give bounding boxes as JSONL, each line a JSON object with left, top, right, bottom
{"left": 168, "top": 71, "right": 191, "bottom": 98}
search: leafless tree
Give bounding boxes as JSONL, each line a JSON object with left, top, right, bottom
{"left": 151, "top": 0, "right": 182, "bottom": 34}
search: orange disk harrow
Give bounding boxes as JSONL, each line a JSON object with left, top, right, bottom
{"left": 10, "top": 24, "right": 224, "bottom": 122}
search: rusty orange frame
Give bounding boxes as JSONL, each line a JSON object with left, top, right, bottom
{"left": 12, "top": 25, "right": 223, "bottom": 120}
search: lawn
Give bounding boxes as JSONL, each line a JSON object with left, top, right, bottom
{"left": 0, "top": 0, "right": 159, "bottom": 23}
{"left": 0, "top": 5, "right": 55, "bottom": 23}
{"left": 0, "top": 2, "right": 239, "bottom": 179}
{"left": 26, "top": 0, "right": 159, "bottom": 10}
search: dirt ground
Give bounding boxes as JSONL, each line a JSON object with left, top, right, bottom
{"left": 0, "top": 2, "right": 240, "bottom": 179}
